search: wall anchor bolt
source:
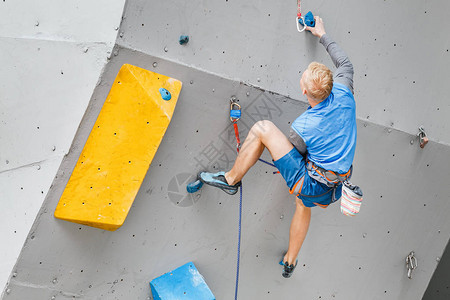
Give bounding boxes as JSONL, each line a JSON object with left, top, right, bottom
{"left": 417, "top": 126, "right": 428, "bottom": 149}
{"left": 406, "top": 251, "right": 418, "bottom": 279}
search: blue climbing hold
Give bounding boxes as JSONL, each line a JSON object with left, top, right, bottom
{"left": 299, "top": 11, "right": 315, "bottom": 27}
{"left": 159, "top": 88, "right": 172, "bottom": 101}
{"left": 187, "top": 179, "right": 203, "bottom": 193}
{"left": 179, "top": 35, "right": 189, "bottom": 45}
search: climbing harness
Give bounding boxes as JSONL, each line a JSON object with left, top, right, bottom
{"left": 406, "top": 251, "right": 418, "bottom": 279}
{"left": 306, "top": 160, "right": 363, "bottom": 216}
{"left": 306, "top": 161, "right": 352, "bottom": 188}
{"left": 296, "top": 0, "right": 306, "bottom": 32}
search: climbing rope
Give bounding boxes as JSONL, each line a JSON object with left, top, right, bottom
{"left": 230, "top": 98, "right": 279, "bottom": 299}
{"left": 230, "top": 99, "right": 242, "bottom": 300}
{"left": 258, "top": 158, "right": 278, "bottom": 173}
{"left": 234, "top": 184, "right": 242, "bottom": 300}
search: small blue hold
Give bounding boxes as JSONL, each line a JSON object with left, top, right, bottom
{"left": 187, "top": 179, "right": 203, "bottom": 193}
{"left": 159, "top": 88, "right": 171, "bottom": 101}
{"left": 299, "top": 11, "right": 315, "bottom": 27}
{"left": 179, "top": 35, "right": 189, "bottom": 45}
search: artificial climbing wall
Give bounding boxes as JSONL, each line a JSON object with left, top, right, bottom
{"left": 3, "top": 0, "right": 450, "bottom": 299}
{"left": 0, "top": 0, "right": 126, "bottom": 292}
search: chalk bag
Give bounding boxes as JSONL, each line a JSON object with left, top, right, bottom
{"left": 340, "top": 181, "right": 363, "bottom": 216}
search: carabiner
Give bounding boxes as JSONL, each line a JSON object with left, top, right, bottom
{"left": 296, "top": 17, "right": 306, "bottom": 32}
{"left": 417, "top": 126, "right": 429, "bottom": 149}
{"left": 406, "top": 251, "right": 418, "bottom": 279}
{"left": 230, "top": 100, "right": 241, "bottom": 122}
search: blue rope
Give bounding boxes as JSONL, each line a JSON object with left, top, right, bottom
{"left": 258, "top": 158, "right": 276, "bottom": 168}
{"left": 234, "top": 185, "right": 243, "bottom": 300}
{"left": 233, "top": 160, "right": 276, "bottom": 299}
{"left": 232, "top": 132, "right": 276, "bottom": 299}
{"left": 258, "top": 158, "right": 279, "bottom": 174}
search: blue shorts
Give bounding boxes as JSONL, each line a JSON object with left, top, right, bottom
{"left": 273, "top": 148, "right": 341, "bottom": 208}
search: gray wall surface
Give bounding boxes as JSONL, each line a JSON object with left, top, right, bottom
{"left": 0, "top": 0, "right": 126, "bottom": 291}
{"left": 118, "top": 0, "right": 450, "bottom": 145}
{"left": 423, "top": 242, "right": 450, "bottom": 300}
{"left": 3, "top": 0, "right": 450, "bottom": 299}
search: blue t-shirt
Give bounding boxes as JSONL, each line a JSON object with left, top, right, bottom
{"left": 291, "top": 83, "right": 357, "bottom": 174}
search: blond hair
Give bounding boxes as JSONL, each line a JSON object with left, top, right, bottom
{"left": 304, "top": 62, "right": 333, "bottom": 101}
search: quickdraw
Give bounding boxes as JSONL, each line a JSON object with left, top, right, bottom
{"left": 406, "top": 251, "right": 418, "bottom": 279}
{"left": 296, "top": 0, "right": 306, "bottom": 32}
{"left": 417, "top": 126, "right": 428, "bottom": 149}
{"left": 230, "top": 98, "right": 278, "bottom": 172}
{"left": 230, "top": 99, "right": 242, "bottom": 153}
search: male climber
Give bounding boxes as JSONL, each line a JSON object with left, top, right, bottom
{"left": 199, "top": 16, "right": 356, "bottom": 278}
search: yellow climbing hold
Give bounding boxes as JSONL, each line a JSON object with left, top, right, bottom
{"left": 54, "top": 64, "right": 182, "bottom": 231}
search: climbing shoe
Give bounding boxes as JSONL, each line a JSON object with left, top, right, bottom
{"left": 279, "top": 259, "right": 298, "bottom": 278}
{"left": 198, "top": 171, "right": 241, "bottom": 195}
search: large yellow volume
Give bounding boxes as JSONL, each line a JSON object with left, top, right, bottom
{"left": 55, "top": 64, "right": 182, "bottom": 231}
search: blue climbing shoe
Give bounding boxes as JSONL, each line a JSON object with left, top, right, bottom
{"left": 279, "top": 259, "right": 298, "bottom": 278}
{"left": 198, "top": 171, "right": 241, "bottom": 195}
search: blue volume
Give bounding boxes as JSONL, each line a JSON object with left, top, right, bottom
{"left": 150, "top": 262, "right": 215, "bottom": 300}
